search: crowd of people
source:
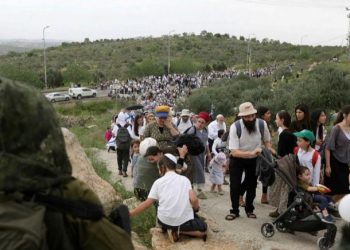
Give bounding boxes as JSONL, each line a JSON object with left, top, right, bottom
{"left": 105, "top": 100, "right": 350, "bottom": 243}
{"left": 2, "top": 75, "right": 349, "bottom": 249}
{"left": 101, "top": 66, "right": 276, "bottom": 108}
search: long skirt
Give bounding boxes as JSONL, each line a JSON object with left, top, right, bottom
{"left": 324, "top": 153, "right": 350, "bottom": 195}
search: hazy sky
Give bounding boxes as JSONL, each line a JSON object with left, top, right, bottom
{"left": 0, "top": 0, "right": 349, "bottom": 46}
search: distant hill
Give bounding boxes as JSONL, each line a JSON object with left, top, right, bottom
{"left": 0, "top": 32, "right": 346, "bottom": 88}
{"left": 0, "top": 39, "right": 65, "bottom": 55}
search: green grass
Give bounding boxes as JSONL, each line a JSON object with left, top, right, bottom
{"left": 86, "top": 148, "right": 156, "bottom": 247}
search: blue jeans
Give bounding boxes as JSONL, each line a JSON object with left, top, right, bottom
{"left": 313, "top": 194, "right": 332, "bottom": 210}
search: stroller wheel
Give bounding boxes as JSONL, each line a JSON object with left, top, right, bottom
{"left": 261, "top": 223, "right": 275, "bottom": 238}
{"left": 317, "top": 237, "right": 331, "bottom": 250}
{"left": 276, "top": 222, "right": 287, "bottom": 233}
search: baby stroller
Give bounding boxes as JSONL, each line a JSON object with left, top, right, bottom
{"left": 260, "top": 154, "right": 337, "bottom": 250}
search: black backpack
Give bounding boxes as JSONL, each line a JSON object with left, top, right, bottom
{"left": 116, "top": 124, "right": 131, "bottom": 150}
{"left": 176, "top": 126, "right": 205, "bottom": 156}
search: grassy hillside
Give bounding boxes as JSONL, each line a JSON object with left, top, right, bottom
{"left": 0, "top": 32, "right": 345, "bottom": 88}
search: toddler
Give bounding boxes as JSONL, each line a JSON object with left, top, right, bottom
{"left": 297, "top": 166, "right": 335, "bottom": 223}
{"left": 209, "top": 152, "right": 226, "bottom": 195}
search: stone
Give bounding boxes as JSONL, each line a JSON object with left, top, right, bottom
{"left": 61, "top": 128, "right": 120, "bottom": 214}
{"left": 150, "top": 228, "right": 237, "bottom": 250}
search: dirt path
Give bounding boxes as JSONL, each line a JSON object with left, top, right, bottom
{"left": 96, "top": 149, "right": 344, "bottom": 250}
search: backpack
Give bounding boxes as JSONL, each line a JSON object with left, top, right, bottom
{"left": 293, "top": 147, "right": 319, "bottom": 167}
{"left": 234, "top": 118, "right": 265, "bottom": 140}
{"left": 116, "top": 124, "right": 131, "bottom": 150}
{"left": 0, "top": 189, "right": 104, "bottom": 250}
{"left": 176, "top": 126, "right": 205, "bottom": 156}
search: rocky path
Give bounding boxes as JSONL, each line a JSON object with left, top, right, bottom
{"left": 96, "top": 150, "right": 344, "bottom": 250}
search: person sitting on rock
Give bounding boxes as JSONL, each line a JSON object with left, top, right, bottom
{"left": 129, "top": 153, "right": 207, "bottom": 243}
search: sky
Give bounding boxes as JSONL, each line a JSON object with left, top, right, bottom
{"left": 0, "top": 0, "right": 349, "bottom": 46}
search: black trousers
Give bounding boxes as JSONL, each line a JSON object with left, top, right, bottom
{"left": 117, "top": 148, "right": 130, "bottom": 172}
{"left": 229, "top": 157, "right": 258, "bottom": 215}
{"left": 208, "top": 138, "right": 214, "bottom": 153}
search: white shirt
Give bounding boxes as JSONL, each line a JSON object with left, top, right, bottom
{"left": 148, "top": 171, "right": 194, "bottom": 226}
{"left": 297, "top": 148, "right": 321, "bottom": 186}
{"left": 177, "top": 119, "right": 193, "bottom": 134}
{"left": 229, "top": 119, "right": 271, "bottom": 157}
{"left": 212, "top": 137, "right": 226, "bottom": 155}
{"left": 208, "top": 120, "right": 227, "bottom": 140}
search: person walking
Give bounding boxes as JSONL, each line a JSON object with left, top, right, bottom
{"left": 226, "top": 102, "right": 272, "bottom": 220}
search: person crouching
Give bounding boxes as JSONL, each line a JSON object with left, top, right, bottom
{"left": 129, "top": 153, "right": 207, "bottom": 243}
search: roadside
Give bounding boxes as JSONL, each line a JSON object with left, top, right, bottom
{"left": 96, "top": 149, "right": 344, "bottom": 250}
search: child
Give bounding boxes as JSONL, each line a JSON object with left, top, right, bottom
{"left": 294, "top": 129, "right": 321, "bottom": 186}
{"left": 297, "top": 166, "right": 335, "bottom": 223}
{"left": 105, "top": 126, "right": 116, "bottom": 152}
{"left": 130, "top": 153, "right": 207, "bottom": 243}
{"left": 209, "top": 152, "right": 226, "bottom": 195}
{"left": 130, "top": 140, "right": 140, "bottom": 180}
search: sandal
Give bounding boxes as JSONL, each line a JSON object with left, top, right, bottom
{"left": 225, "top": 213, "right": 239, "bottom": 221}
{"left": 246, "top": 212, "right": 257, "bottom": 219}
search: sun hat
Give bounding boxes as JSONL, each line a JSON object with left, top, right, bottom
{"left": 238, "top": 102, "right": 257, "bottom": 117}
{"left": 181, "top": 109, "right": 191, "bottom": 117}
{"left": 293, "top": 129, "right": 315, "bottom": 143}
{"left": 139, "top": 138, "right": 157, "bottom": 156}
{"left": 155, "top": 105, "right": 170, "bottom": 118}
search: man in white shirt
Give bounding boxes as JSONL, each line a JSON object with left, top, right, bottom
{"left": 207, "top": 114, "right": 226, "bottom": 152}
{"left": 176, "top": 109, "right": 193, "bottom": 134}
{"left": 227, "top": 102, "right": 272, "bottom": 220}
{"left": 129, "top": 153, "right": 207, "bottom": 242}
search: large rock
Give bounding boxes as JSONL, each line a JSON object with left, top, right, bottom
{"left": 61, "top": 128, "right": 120, "bottom": 214}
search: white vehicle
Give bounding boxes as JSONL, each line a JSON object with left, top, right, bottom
{"left": 68, "top": 87, "right": 97, "bottom": 99}
{"left": 45, "top": 92, "right": 70, "bottom": 102}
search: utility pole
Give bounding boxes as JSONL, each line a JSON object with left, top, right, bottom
{"left": 246, "top": 34, "right": 255, "bottom": 76}
{"left": 167, "top": 30, "right": 175, "bottom": 75}
{"left": 43, "top": 25, "right": 50, "bottom": 89}
{"left": 346, "top": 8, "right": 350, "bottom": 61}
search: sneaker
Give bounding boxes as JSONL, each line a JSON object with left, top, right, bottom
{"left": 321, "top": 215, "right": 335, "bottom": 224}
{"left": 123, "top": 172, "right": 128, "bottom": 177}
{"left": 218, "top": 190, "right": 224, "bottom": 195}
{"left": 118, "top": 170, "right": 123, "bottom": 175}
{"left": 210, "top": 190, "right": 217, "bottom": 193}
{"left": 197, "top": 192, "right": 207, "bottom": 199}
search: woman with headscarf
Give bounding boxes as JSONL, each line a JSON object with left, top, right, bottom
{"left": 143, "top": 105, "right": 179, "bottom": 150}
{"left": 186, "top": 111, "right": 211, "bottom": 199}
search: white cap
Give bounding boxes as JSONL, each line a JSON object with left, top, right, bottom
{"left": 164, "top": 153, "right": 177, "bottom": 164}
